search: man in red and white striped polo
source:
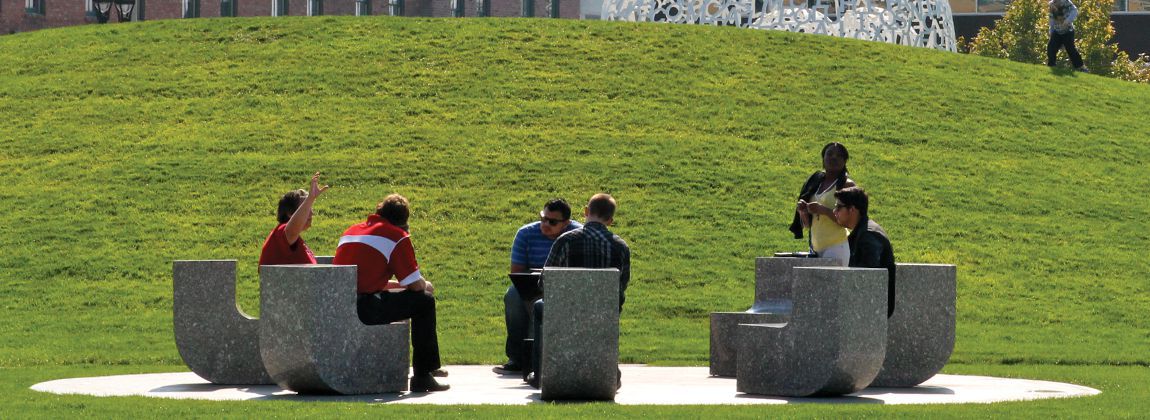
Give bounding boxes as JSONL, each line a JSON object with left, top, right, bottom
{"left": 333, "top": 193, "right": 449, "bottom": 392}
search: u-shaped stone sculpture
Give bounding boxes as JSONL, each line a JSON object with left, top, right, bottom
{"left": 259, "top": 264, "right": 410, "bottom": 395}
{"left": 737, "top": 266, "right": 888, "bottom": 397}
{"left": 870, "top": 263, "right": 956, "bottom": 387}
{"left": 172, "top": 260, "right": 273, "bottom": 385}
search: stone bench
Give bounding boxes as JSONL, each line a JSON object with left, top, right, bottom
{"left": 259, "top": 264, "right": 410, "bottom": 394}
{"left": 737, "top": 266, "right": 889, "bottom": 397}
{"left": 539, "top": 267, "right": 621, "bottom": 401}
{"left": 173, "top": 260, "right": 273, "bottom": 385}
{"left": 871, "top": 263, "right": 956, "bottom": 387}
{"left": 173, "top": 259, "right": 409, "bottom": 394}
{"left": 708, "top": 257, "right": 837, "bottom": 377}
{"left": 712, "top": 257, "right": 957, "bottom": 390}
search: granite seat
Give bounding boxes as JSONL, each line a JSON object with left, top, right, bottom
{"left": 736, "top": 266, "right": 888, "bottom": 397}
{"left": 708, "top": 257, "right": 837, "bottom": 377}
{"left": 258, "top": 264, "right": 410, "bottom": 395}
{"left": 539, "top": 268, "right": 621, "bottom": 401}
{"left": 870, "top": 263, "right": 956, "bottom": 387}
{"left": 173, "top": 260, "right": 273, "bottom": 385}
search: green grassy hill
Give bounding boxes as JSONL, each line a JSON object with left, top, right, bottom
{"left": 2, "top": 16, "right": 1149, "bottom": 416}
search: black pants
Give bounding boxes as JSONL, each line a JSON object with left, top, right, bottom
{"left": 531, "top": 299, "right": 545, "bottom": 380}
{"left": 1048, "top": 30, "right": 1084, "bottom": 68}
{"left": 357, "top": 291, "right": 442, "bottom": 376}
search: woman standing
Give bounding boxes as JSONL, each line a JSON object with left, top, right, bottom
{"left": 788, "top": 143, "right": 855, "bottom": 266}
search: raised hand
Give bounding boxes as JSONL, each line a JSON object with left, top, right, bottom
{"left": 309, "top": 172, "right": 330, "bottom": 198}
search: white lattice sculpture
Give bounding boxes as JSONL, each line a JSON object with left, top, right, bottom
{"left": 602, "top": 0, "right": 957, "bottom": 52}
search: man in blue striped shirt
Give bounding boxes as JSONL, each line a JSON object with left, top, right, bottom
{"left": 493, "top": 199, "right": 581, "bottom": 375}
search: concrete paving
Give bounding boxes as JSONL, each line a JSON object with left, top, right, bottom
{"left": 30, "top": 365, "right": 1099, "bottom": 405}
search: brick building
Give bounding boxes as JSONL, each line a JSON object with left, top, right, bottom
{"left": 1, "top": 0, "right": 580, "bottom": 35}
{"left": 1, "top": 0, "right": 1147, "bottom": 55}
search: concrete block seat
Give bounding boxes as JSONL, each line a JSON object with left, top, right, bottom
{"left": 871, "top": 263, "right": 956, "bottom": 388}
{"left": 259, "top": 264, "right": 410, "bottom": 395}
{"left": 173, "top": 260, "right": 273, "bottom": 385}
{"left": 737, "top": 266, "right": 889, "bottom": 397}
{"left": 539, "top": 268, "right": 621, "bottom": 401}
{"left": 708, "top": 257, "right": 837, "bottom": 377}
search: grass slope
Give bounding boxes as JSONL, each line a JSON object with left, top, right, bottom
{"left": 1, "top": 16, "right": 1149, "bottom": 415}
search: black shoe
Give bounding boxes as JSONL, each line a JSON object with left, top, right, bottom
{"left": 526, "top": 372, "right": 540, "bottom": 389}
{"left": 431, "top": 368, "right": 449, "bottom": 378}
{"left": 492, "top": 362, "right": 522, "bottom": 375}
{"left": 410, "top": 374, "right": 450, "bottom": 392}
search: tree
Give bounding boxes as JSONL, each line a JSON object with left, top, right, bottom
{"left": 966, "top": 0, "right": 1149, "bottom": 82}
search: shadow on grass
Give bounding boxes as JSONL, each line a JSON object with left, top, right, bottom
{"left": 1049, "top": 66, "right": 1090, "bottom": 77}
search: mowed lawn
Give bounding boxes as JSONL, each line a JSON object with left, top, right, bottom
{"left": 1, "top": 16, "right": 1149, "bottom": 416}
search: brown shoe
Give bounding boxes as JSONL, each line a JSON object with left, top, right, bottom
{"left": 431, "top": 368, "right": 449, "bottom": 378}
{"left": 410, "top": 374, "right": 450, "bottom": 392}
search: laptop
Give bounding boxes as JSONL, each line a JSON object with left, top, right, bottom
{"left": 508, "top": 272, "right": 543, "bottom": 302}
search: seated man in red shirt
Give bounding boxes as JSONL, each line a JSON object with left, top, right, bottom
{"left": 259, "top": 172, "right": 328, "bottom": 265}
{"left": 333, "top": 194, "right": 449, "bottom": 392}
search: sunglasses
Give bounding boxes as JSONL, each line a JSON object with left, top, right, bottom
{"left": 540, "top": 212, "right": 568, "bottom": 226}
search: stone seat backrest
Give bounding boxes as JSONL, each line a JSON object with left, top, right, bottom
{"left": 258, "top": 264, "right": 410, "bottom": 395}
{"left": 173, "top": 260, "right": 273, "bottom": 385}
{"left": 539, "top": 267, "right": 621, "bottom": 401}
{"left": 870, "top": 263, "right": 956, "bottom": 388}
{"left": 753, "top": 256, "right": 838, "bottom": 312}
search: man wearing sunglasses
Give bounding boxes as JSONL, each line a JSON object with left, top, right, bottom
{"left": 493, "top": 199, "right": 582, "bottom": 375}
{"left": 527, "top": 193, "right": 631, "bottom": 390}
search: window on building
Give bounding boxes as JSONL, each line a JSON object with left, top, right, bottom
{"left": 1129, "top": 0, "right": 1150, "bottom": 11}
{"left": 273, "top": 0, "right": 288, "bottom": 15}
{"left": 221, "top": 0, "right": 236, "bottom": 16}
{"left": 948, "top": 0, "right": 975, "bottom": 13}
{"left": 356, "top": 0, "right": 371, "bottom": 15}
{"left": 308, "top": 0, "right": 323, "bottom": 15}
{"left": 388, "top": 0, "right": 403, "bottom": 16}
{"left": 184, "top": 0, "right": 200, "bottom": 17}
{"left": 26, "top": 0, "right": 45, "bottom": 15}
{"left": 975, "top": 0, "right": 1006, "bottom": 12}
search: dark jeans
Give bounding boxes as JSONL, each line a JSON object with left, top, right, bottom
{"left": 503, "top": 286, "right": 532, "bottom": 365}
{"left": 531, "top": 299, "right": 545, "bottom": 379}
{"left": 1048, "top": 30, "right": 1084, "bottom": 68}
{"left": 357, "top": 290, "right": 442, "bottom": 376}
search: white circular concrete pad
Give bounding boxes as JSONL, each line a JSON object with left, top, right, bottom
{"left": 31, "top": 365, "right": 1099, "bottom": 405}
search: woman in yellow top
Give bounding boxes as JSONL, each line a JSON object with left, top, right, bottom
{"left": 789, "top": 143, "right": 855, "bottom": 266}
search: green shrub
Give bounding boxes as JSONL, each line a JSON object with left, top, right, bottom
{"left": 967, "top": 0, "right": 1046, "bottom": 62}
{"left": 966, "top": 0, "right": 1148, "bottom": 82}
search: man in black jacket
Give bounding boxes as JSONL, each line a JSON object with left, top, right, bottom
{"left": 833, "top": 187, "right": 896, "bottom": 317}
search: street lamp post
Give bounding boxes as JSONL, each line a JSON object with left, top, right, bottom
{"left": 93, "top": 0, "right": 137, "bottom": 23}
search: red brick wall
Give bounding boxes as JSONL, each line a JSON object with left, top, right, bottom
{"left": 146, "top": 0, "right": 186, "bottom": 20}
{"left": 1, "top": 0, "right": 96, "bottom": 34}
{"left": 1, "top": 0, "right": 581, "bottom": 35}
{"left": 200, "top": 0, "right": 223, "bottom": 18}
{"left": 239, "top": 0, "right": 273, "bottom": 16}
{"left": 402, "top": 0, "right": 578, "bottom": 17}
{"left": 323, "top": 0, "right": 358, "bottom": 15}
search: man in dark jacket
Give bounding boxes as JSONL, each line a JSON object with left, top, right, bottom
{"left": 527, "top": 193, "right": 631, "bottom": 389}
{"left": 832, "top": 187, "right": 896, "bottom": 317}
